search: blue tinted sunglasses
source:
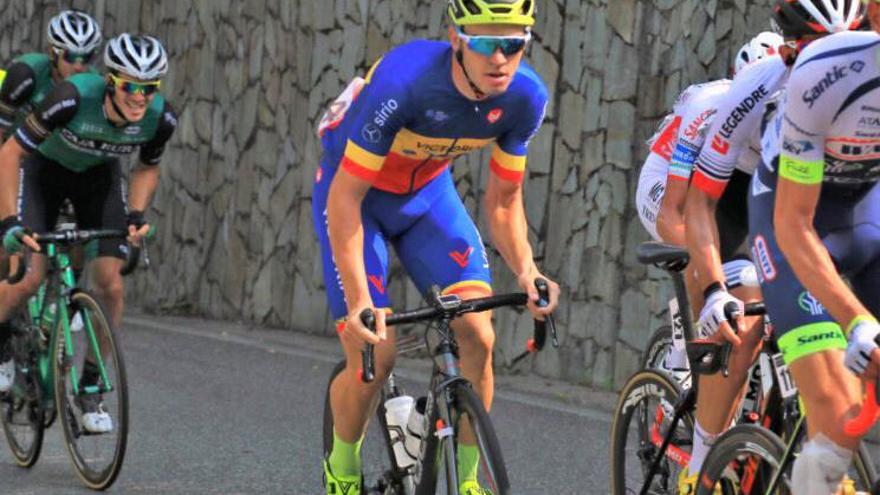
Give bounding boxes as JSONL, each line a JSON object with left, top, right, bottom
{"left": 457, "top": 29, "right": 531, "bottom": 56}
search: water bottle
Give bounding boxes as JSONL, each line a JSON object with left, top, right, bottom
{"left": 70, "top": 312, "right": 84, "bottom": 332}
{"left": 384, "top": 395, "right": 415, "bottom": 468}
{"left": 404, "top": 396, "right": 427, "bottom": 461}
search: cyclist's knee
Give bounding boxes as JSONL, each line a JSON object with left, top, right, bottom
{"left": 454, "top": 317, "right": 495, "bottom": 359}
{"left": 93, "top": 275, "right": 124, "bottom": 303}
{"left": 791, "top": 433, "right": 852, "bottom": 495}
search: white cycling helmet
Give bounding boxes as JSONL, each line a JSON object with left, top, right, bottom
{"left": 47, "top": 10, "right": 102, "bottom": 54}
{"left": 771, "top": 0, "right": 863, "bottom": 37}
{"left": 104, "top": 34, "right": 168, "bottom": 81}
{"left": 734, "top": 31, "right": 784, "bottom": 74}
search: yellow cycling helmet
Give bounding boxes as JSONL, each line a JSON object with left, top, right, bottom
{"left": 447, "top": 0, "right": 536, "bottom": 27}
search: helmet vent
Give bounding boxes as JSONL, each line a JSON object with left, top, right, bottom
{"left": 490, "top": 6, "right": 513, "bottom": 14}
{"left": 463, "top": 0, "right": 482, "bottom": 15}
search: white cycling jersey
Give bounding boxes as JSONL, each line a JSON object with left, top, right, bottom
{"left": 763, "top": 30, "right": 880, "bottom": 187}
{"left": 636, "top": 80, "right": 730, "bottom": 240}
{"left": 693, "top": 55, "right": 791, "bottom": 199}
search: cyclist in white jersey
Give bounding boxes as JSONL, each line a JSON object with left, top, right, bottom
{"left": 752, "top": 19, "right": 880, "bottom": 492}
{"left": 680, "top": 0, "right": 864, "bottom": 489}
{"left": 636, "top": 32, "right": 781, "bottom": 246}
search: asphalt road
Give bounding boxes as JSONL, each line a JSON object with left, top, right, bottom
{"left": 0, "top": 313, "right": 617, "bottom": 494}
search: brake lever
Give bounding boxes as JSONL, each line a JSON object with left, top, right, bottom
{"left": 534, "top": 278, "right": 558, "bottom": 348}
{"left": 720, "top": 302, "right": 741, "bottom": 378}
{"left": 359, "top": 309, "right": 376, "bottom": 383}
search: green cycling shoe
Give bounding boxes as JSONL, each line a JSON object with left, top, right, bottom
{"left": 323, "top": 459, "right": 362, "bottom": 495}
{"left": 459, "top": 480, "right": 493, "bottom": 495}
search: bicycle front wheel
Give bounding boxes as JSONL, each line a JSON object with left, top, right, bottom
{"left": 0, "top": 312, "right": 45, "bottom": 468}
{"left": 426, "top": 382, "right": 509, "bottom": 495}
{"left": 54, "top": 290, "right": 128, "bottom": 490}
{"left": 696, "top": 423, "right": 788, "bottom": 495}
{"left": 610, "top": 369, "right": 692, "bottom": 495}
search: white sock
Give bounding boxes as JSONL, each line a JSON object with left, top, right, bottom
{"left": 688, "top": 420, "right": 718, "bottom": 475}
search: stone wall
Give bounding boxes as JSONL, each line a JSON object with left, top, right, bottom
{"left": 0, "top": 0, "right": 775, "bottom": 390}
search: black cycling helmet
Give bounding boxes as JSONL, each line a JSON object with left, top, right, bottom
{"left": 771, "top": 0, "right": 863, "bottom": 38}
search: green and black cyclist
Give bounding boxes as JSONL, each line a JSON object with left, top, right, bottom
{"left": 0, "top": 32, "right": 177, "bottom": 434}
{"left": 0, "top": 10, "right": 102, "bottom": 141}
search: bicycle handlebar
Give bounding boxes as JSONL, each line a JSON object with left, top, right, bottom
{"left": 358, "top": 279, "right": 556, "bottom": 383}
{"left": 844, "top": 376, "right": 880, "bottom": 437}
{"left": 5, "top": 229, "right": 145, "bottom": 285}
{"left": 688, "top": 302, "right": 765, "bottom": 376}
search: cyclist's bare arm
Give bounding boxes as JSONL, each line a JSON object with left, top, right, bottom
{"left": 656, "top": 177, "right": 688, "bottom": 246}
{"left": 0, "top": 138, "right": 27, "bottom": 220}
{"left": 327, "top": 167, "right": 385, "bottom": 343}
{"left": 129, "top": 163, "right": 160, "bottom": 213}
{"left": 775, "top": 178, "right": 872, "bottom": 333}
{"left": 685, "top": 185, "right": 725, "bottom": 290}
{"left": 484, "top": 171, "right": 559, "bottom": 315}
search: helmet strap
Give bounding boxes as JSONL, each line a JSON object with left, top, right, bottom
{"left": 105, "top": 85, "right": 132, "bottom": 125}
{"left": 455, "top": 48, "right": 486, "bottom": 100}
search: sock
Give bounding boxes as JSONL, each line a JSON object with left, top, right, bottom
{"left": 457, "top": 442, "right": 480, "bottom": 484}
{"left": 328, "top": 429, "right": 363, "bottom": 477}
{"left": 688, "top": 420, "right": 719, "bottom": 475}
{"left": 81, "top": 360, "right": 101, "bottom": 388}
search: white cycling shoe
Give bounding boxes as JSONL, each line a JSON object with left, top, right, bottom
{"left": 0, "top": 358, "right": 15, "bottom": 393}
{"left": 79, "top": 395, "right": 114, "bottom": 434}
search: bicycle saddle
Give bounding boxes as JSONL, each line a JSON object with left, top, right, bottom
{"left": 637, "top": 241, "right": 690, "bottom": 266}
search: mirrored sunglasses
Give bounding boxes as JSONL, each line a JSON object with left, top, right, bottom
{"left": 457, "top": 29, "right": 531, "bottom": 57}
{"left": 109, "top": 73, "right": 161, "bottom": 96}
{"left": 57, "top": 48, "right": 95, "bottom": 65}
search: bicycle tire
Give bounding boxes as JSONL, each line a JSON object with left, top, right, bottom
{"left": 0, "top": 312, "right": 45, "bottom": 468}
{"left": 642, "top": 326, "right": 673, "bottom": 371}
{"left": 610, "top": 369, "right": 692, "bottom": 495}
{"left": 54, "top": 290, "right": 128, "bottom": 490}
{"left": 417, "top": 381, "right": 509, "bottom": 495}
{"left": 696, "top": 423, "right": 789, "bottom": 495}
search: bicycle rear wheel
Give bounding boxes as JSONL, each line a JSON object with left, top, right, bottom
{"left": 54, "top": 290, "right": 128, "bottom": 490}
{"left": 696, "top": 423, "right": 789, "bottom": 495}
{"left": 610, "top": 369, "right": 692, "bottom": 495}
{"left": 421, "top": 381, "right": 509, "bottom": 495}
{"left": 0, "top": 313, "right": 45, "bottom": 468}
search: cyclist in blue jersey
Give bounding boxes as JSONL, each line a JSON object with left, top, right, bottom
{"left": 314, "top": 1, "right": 559, "bottom": 493}
{"left": 0, "top": 34, "right": 176, "bottom": 432}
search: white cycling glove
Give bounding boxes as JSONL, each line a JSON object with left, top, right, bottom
{"left": 698, "top": 289, "right": 744, "bottom": 339}
{"left": 845, "top": 318, "right": 880, "bottom": 376}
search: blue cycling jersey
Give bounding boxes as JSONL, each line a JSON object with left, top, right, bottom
{"left": 320, "top": 39, "right": 548, "bottom": 194}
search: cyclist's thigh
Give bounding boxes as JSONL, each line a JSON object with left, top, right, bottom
{"left": 717, "top": 169, "right": 751, "bottom": 261}
{"left": 19, "top": 153, "right": 64, "bottom": 235}
{"left": 635, "top": 153, "right": 667, "bottom": 242}
{"left": 389, "top": 171, "right": 491, "bottom": 297}
{"left": 312, "top": 162, "right": 392, "bottom": 321}
{"left": 847, "top": 186, "right": 880, "bottom": 316}
{"left": 70, "top": 161, "right": 127, "bottom": 260}
{"left": 748, "top": 165, "right": 847, "bottom": 366}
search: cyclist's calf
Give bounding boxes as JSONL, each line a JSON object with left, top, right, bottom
{"left": 89, "top": 257, "right": 126, "bottom": 328}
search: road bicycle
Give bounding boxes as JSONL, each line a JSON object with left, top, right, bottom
{"left": 1, "top": 226, "right": 141, "bottom": 490}
{"left": 323, "top": 281, "right": 557, "bottom": 494}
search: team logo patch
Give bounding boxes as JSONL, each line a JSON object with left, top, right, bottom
{"left": 751, "top": 235, "right": 777, "bottom": 282}
{"left": 315, "top": 167, "right": 323, "bottom": 183}
{"left": 487, "top": 108, "right": 503, "bottom": 124}
{"left": 711, "top": 135, "right": 730, "bottom": 155}
{"left": 361, "top": 123, "right": 382, "bottom": 143}
{"left": 797, "top": 291, "right": 825, "bottom": 316}
{"left": 368, "top": 275, "right": 385, "bottom": 294}
{"left": 449, "top": 247, "right": 473, "bottom": 268}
